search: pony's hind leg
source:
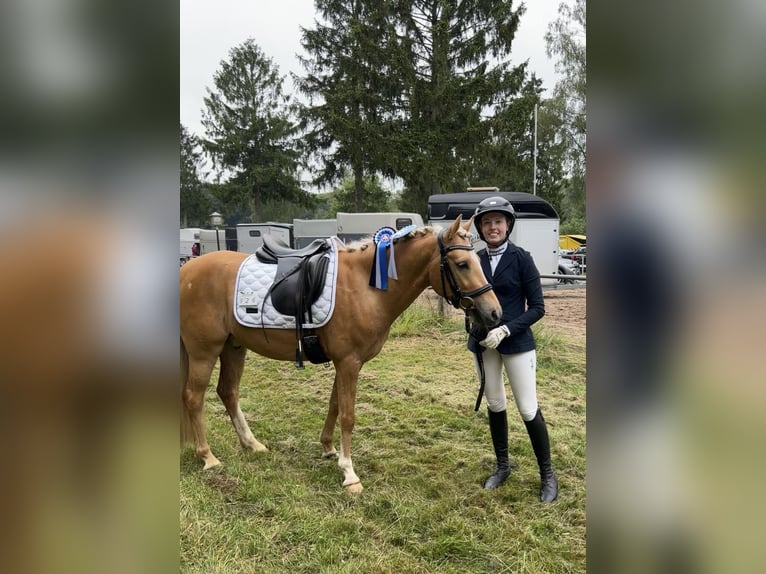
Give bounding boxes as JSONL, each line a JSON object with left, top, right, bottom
{"left": 183, "top": 354, "right": 221, "bottom": 469}
{"left": 218, "top": 338, "right": 268, "bottom": 453}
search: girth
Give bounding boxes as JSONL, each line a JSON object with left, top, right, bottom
{"left": 255, "top": 236, "right": 332, "bottom": 367}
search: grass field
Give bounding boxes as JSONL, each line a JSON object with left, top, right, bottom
{"left": 180, "top": 300, "right": 586, "bottom": 573}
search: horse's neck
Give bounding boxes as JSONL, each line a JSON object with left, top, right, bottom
{"left": 374, "top": 234, "right": 436, "bottom": 316}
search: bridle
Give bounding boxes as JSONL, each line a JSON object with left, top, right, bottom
{"left": 437, "top": 227, "right": 493, "bottom": 310}
{"left": 436, "top": 227, "right": 495, "bottom": 412}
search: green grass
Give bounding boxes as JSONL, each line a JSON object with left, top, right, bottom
{"left": 180, "top": 302, "right": 586, "bottom": 573}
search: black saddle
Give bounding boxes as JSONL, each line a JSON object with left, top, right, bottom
{"left": 256, "top": 237, "right": 329, "bottom": 264}
{"left": 255, "top": 235, "right": 332, "bottom": 368}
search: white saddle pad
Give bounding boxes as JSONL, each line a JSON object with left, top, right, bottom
{"left": 233, "top": 240, "right": 339, "bottom": 329}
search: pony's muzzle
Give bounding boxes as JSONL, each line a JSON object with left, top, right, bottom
{"left": 468, "top": 299, "right": 501, "bottom": 340}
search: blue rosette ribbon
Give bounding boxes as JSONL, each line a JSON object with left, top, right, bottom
{"left": 387, "top": 224, "right": 417, "bottom": 281}
{"left": 368, "top": 224, "right": 418, "bottom": 290}
{"left": 369, "top": 227, "right": 395, "bottom": 290}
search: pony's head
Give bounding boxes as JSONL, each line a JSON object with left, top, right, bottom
{"left": 429, "top": 215, "right": 501, "bottom": 334}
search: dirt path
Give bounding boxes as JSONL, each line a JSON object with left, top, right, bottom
{"left": 539, "top": 287, "right": 586, "bottom": 343}
{"left": 418, "top": 286, "right": 586, "bottom": 343}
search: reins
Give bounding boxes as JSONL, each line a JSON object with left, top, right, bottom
{"left": 435, "top": 228, "right": 492, "bottom": 412}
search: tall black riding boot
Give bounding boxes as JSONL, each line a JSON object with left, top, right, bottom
{"left": 524, "top": 408, "right": 559, "bottom": 502}
{"left": 484, "top": 409, "right": 511, "bottom": 490}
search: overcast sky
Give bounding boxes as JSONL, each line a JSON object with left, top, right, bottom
{"left": 180, "top": 0, "right": 563, "bottom": 137}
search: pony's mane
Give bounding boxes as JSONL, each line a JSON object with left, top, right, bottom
{"left": 337, "top": 225, "right": 472, "bottom": 253}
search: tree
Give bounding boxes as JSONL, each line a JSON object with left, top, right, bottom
{"left": 180, "top": 123, "right": 211, "bottom": 227}
{"left": 297, "top": 1, "right": 400, "bottom": 210}
{"left": 201, "top": 39, "right": 309, "bottom": 222}
{"left": 467, "top": 77, "right": 559, "bottom": 194}
{"left": 393, "top": 0, "right": 531, "bottom": 216}
{"left": 330, "top": 174, "right": 393, "bottom": 213}
{"left": 295, "top": 1, "right": 556, "bottom": 219}
{"left": 545, "top": 0, "right": 586, "bottom": 232}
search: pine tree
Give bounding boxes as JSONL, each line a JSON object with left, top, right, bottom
{"left": 295, "top": 0, "right": 545, "bottom": 218}
{"left": 201, "top": 39, "right": 308, "bottom": 222}
{"left": 180, "top": 124, "right": 211, "bottom": 227}
{"left": 545, "top": 0, "right": 586, "bottom": 232}
{"left": 297, "top": 0, "right": 400, "bottom": 210}
{"left": 331, "top": 173, "right": 393, "bottom": 213}
{"left": 393, "top": 0, "right": 530, "bottom": 215}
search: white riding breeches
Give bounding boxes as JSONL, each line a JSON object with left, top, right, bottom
{"left": 473, "top": 349, "right": 538, "bottom": 421}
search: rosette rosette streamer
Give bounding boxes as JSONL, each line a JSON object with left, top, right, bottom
{"left": 368, "top": 224, "right": 417, "bottom": 290}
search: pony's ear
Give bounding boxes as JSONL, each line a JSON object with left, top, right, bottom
{"left": 462, "top": 214, "right": 475, "bottom": 232}
{"left": 445, "top": 214, "right": 462, "bottom": 239}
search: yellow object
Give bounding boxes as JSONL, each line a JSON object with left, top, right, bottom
{"left": 559, "top": 234, "right": 586, "bottom": 250}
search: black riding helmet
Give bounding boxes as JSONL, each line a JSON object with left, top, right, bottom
{"left": 474, "top": 196, "right": 516, "bottom": 242}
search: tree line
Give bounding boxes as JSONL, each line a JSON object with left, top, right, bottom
{"left": 181, "top": 0, "right": 585, "bottom": 234}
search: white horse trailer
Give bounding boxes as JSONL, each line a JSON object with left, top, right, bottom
{"left": 236, "top": 222, "right": 293, "bottom": 253}
{"left": 198, "top": 229, "right": 228, "bottom": 255}
{"left": 428, "top": 191, "right": 560, "bottom": 286}
{"left": 180, "top": 227, "right": 201, "bottom": 264}
{"left": 293, "top": 219, "right": 338, "bottom": 248}
{"left": 335, "top": 212, "right": 424, "bottom": 243}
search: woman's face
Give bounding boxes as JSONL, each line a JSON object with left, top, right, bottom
{"left": 480, "top": 213, "right": 509, "bottom": 247}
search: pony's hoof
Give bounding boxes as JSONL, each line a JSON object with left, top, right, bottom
{"left": 344, "top": 481, "right": 363, "bottom": 494}
{"left": 322, "top": 450, "right": 338, "bottom": 460}
{"left": 202, "top": 456, "right": 221, "bottom": 470}
{"left": 244, "top": 440, "right": 269, "bottom": 453}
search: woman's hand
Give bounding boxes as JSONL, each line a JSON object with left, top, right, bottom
{"left": 479, "top": 325, "right": 510, "bottom": 349}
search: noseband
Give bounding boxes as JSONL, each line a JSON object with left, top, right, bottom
{"left": 437, "top": 228, "right": 493, "bottom": 310}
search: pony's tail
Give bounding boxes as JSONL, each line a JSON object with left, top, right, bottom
{"left": 180, "top": 337, "right": 194, "bottom": 447}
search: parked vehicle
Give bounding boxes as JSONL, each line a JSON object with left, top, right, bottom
{"left": 180, "top": 227, "right": 201, "bottom": 265}
{"left": 184, "top": 212, "right": 428, "bottom": 258}
{"left": 293, "top": 218, "right": 337, "bottom": 248}
{"left": 559, "top": 234, "right": 586, "bottom": 251}
{"left": 428, "top": 189, "right": 560, "bottom": 286}
{"left": 335, "top": 212, "right": 423, "bottom": 243}
{"left": 562, "top": 246, "right": 587, "bottom": 274}
{"left": 199, "top": 228, "right": 234, "bottom": 255}
{"left": 236, "top": 222, "right": 293, "bottom": 253}
{"left": 557, "top": 256, "right": 581, "bottom": 284}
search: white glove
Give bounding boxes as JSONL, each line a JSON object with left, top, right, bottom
{"left": 479, "top": 325, "right": 510, "bottom": 349}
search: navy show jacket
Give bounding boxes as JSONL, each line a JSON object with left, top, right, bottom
{"left": 467, "top": 241, "right": 545, "bottom": 355}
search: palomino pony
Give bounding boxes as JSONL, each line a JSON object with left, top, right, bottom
{"left": 180, "top": 215, "right": 501, "bottom": 492}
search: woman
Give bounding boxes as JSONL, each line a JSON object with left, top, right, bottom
{"left": 468, "top": 196, "right": 558, "bottom": 502}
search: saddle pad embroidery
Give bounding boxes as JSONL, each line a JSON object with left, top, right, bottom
{"left": 233, "top": 241, "right": 339, "bottom": 329}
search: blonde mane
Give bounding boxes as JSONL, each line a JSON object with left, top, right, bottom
{"left": 337, "top": 225, "right": 471, "bottom": 253}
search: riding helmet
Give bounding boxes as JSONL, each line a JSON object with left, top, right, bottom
{"left": 474, "top": 196, "right": 516, "bottom": 242}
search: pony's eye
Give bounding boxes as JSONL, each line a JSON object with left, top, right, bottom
{"left": 456, "top": 261, "right": 469, "bottom": 270}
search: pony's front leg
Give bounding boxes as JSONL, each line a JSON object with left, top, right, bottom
{"left": 335, "top": 359, "right": 363, "bottom": 493}
{"left": 320, "top": 378, "right": 339, "bottom": 459}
